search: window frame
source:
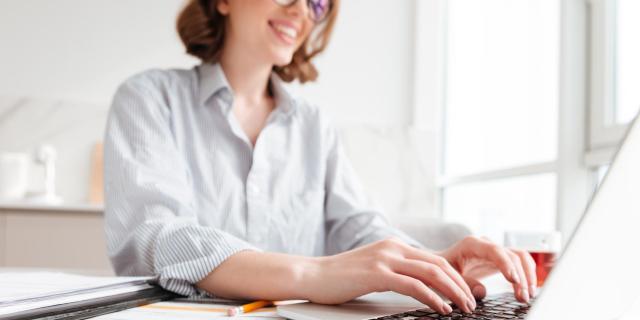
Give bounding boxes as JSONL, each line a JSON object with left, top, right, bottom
{"left": 587, "top": 0, "right": 634, "bottom": 167}
{"left": 413, "top": 0, "right": 594, "bottom": 245}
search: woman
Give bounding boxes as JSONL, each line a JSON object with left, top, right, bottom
{"left": 104, "top": 0, "right": 537, "bottom": 315}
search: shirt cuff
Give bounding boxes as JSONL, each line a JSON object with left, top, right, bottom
{"left": 154, "top": 227, "right": 262, "bottom": 296}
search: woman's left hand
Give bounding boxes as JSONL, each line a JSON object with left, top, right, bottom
{"left": 436, "top": 236, "right": 537, "bottom": 303}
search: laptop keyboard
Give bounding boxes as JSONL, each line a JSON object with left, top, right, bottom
{"left": 369, "top": 292, "right": 533, "bottom": 320}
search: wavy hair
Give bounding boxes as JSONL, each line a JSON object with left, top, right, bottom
{"left": 176, "top": 0, "right": 339, "bottom": 83}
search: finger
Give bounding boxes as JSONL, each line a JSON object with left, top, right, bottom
{"left": 384, "top": 272, "right": 453, "bottom": 315}
{"left": 470, "top": 238, "right": 521, "bottom": 286}
{"left": 403, "top": 247, "right": 475, "bottom": 306}
{"left": 462, "top": 276, "right": 486, "bottom": 300}
{"left": 508, "top": 251, "right": 530, "bottom": 303}
{"left": 511, "top": 249, "right": 538, "bottom": 298}
{"left": 436, "top": 259, "right": 477, "bottom": 309}
{"left": 391, "top": 258, "right": 474, "bottom": 314}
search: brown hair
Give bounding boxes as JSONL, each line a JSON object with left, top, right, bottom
{"left": 176, "top": 0, "right": 339, "bottom": 83}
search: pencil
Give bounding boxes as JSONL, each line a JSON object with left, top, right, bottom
{"left": 227, "top": 300, "right": 272, "bottom": 316}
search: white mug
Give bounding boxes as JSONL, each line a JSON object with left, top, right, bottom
{"left": 0, "top": 152, "right": 30, "bottom": 201}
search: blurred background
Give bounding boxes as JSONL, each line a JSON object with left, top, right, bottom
{"left": 0, "top": 0, "right": 638, "bottom": 274}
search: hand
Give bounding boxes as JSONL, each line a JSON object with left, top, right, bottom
{"left": 305, "top": 238, "right": 477, "bottom": 315}
{"left": 436, "top": 236, "right": 538, "bottom": 303}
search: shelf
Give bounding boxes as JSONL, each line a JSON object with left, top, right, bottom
{"left": 0, "top": 201, "right": 103, "bottom": 213}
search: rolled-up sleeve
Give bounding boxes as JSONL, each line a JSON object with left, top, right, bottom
{"left": 323, "top": 120, "right": 424, "bottom": 255}
{"left": 103, "top": 74, "right": 259, "bottom": 296}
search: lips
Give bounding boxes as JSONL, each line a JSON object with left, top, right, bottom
{"left": 269, "top": 21, "right": 299, "bottom": 45}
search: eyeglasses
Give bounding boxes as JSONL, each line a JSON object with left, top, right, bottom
{"left": 272, "top": 0, "right": 333, "bottom": 23}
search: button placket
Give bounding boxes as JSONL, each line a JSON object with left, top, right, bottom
{"left": 244, "top": 114, "right": 283, "bottom": 245}
{"left": 246, "top": 164, "right": 269, "bottom": 244}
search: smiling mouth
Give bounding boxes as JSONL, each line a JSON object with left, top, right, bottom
{"left": 269, "top": 21, "right": 298, "bottom": 45}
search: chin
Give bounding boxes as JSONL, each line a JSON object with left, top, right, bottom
{"left": 271, "top": 51, "right": 296, "bottom": 68}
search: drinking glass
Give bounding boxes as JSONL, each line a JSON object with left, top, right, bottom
{"left": 504, "top": 231, "right": 562, "bottom": 287}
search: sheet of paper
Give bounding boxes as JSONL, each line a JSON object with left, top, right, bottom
{"left": 0, "top": 272, "right": 154, "bottom": 316}
{"left": 92, "top": 301, "right": 284, "bottom": 319}
{"left": 0, "top": 272, "right": 152, "bottom": 302}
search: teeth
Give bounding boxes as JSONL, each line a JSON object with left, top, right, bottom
{"left": 272, "top": 23, "right": 297, "bottom": 40}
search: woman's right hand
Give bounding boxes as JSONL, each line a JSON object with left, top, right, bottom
{"left": 302, "top": 238, "right": 477, "bottom": 315}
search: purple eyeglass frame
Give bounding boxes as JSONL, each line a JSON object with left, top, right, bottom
{"left": 273, "top": 0, "right": 333, "bottom": 22}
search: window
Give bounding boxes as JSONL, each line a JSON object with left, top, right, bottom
{"left": 443, "top": 174, "right": 557, "bottom": 243}
{"left": 586, "top": 0, "right": 640, "bottom": 228}
{"left": 415, "top": 0, "right": 628, "bottom": 246}
{"left": 439, "top": 0, "right": 560, "bottom": 244}
{"left": 589, "top": 0, "right": 640, "bottom": 161}
{"left": 614, "top": 0, "right": 640, "bottom": 124}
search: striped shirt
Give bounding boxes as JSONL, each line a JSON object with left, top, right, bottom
{"left": 103, "top": 63, "right": 422, "bottom": 296}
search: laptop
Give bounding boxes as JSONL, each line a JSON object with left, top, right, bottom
{"left": 278, "top": 114, "right": 640, "bottom": 320}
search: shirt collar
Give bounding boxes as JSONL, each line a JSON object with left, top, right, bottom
{"left": 198, "top": 63, "right": 230, "bottom": 107}
{"left": 198, "top": 63, "right": 296, "bottom": 118}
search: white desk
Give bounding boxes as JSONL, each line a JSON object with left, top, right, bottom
{"left": 98, "top": 275, "right": 516, "bottom": 320}
{"left": 5, "top": 270, "right": 639, "bottom": 319}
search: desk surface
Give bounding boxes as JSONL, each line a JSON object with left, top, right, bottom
{"left": 4, "top": 269, "right": 639, "bottom": 319}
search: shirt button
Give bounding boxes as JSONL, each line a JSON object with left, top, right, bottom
{"left": 249, "top": 185, "right": 260, "bottom": 194}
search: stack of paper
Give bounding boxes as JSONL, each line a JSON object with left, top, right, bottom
{"left": 0, "top": 272, "right": 167, "bottom": 319}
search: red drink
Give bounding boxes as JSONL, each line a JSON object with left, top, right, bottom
{"left": 529, "top": 251, "right": 556, "bottom": 287}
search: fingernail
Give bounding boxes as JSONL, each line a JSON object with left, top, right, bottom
{"left": 521, "top": 287, "right": 530, "bottom": 303}
{"left": 466, "top": 299, "right": 475, "bottom": 313}
{"left": 442, "top": 303, "right": 452, "bottom": 314}
{"left": 529, "top": 284, "right": 537, "bottom": 298}
{"left": 510, "top": 269, "right": 521, "bottom": 284}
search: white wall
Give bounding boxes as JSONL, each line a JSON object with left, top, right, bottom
{"left": 0, "top": 0, "right": 438, "bottom": 220}
{"left": 292, "top": 0, "right": 416, "bottom": 127}
{"left": 0, "top": 0, "right": 196, "bottom": 104}
{"left": 0, "top": 0, "right": 417, "bottom": 126}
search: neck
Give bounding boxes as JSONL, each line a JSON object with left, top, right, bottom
{"left": 219, "top": 41, "right": 273, "bottom": 106}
